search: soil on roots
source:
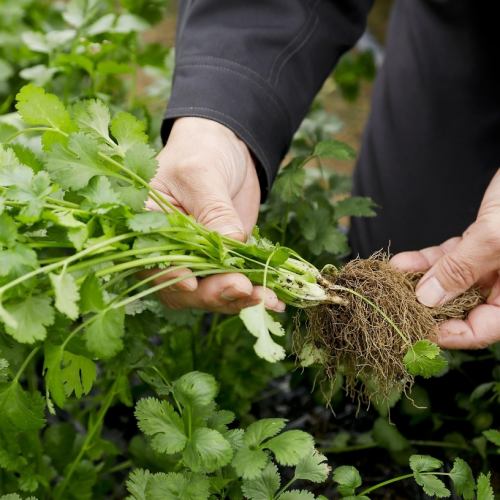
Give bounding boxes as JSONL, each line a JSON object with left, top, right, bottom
{"left": 296, "top": 255, "right": 484, "bottom": 404}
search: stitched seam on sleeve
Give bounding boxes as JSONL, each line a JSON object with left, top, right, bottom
{"left": 174, "top": 62, "right": 292, "bottom": 131}
{"left": 268, "top": 0, "right": 320, "bottom": 84}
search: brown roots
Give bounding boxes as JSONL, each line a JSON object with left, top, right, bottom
{"left": 295, "top": 254, "right": 484, "bottom": 405}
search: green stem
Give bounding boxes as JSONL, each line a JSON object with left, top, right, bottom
{"left": 276, "top": 478, "right": 296, "bottom": 498}
{"left": 55, "top": 380, "right": 118, "bottom": 499}
{"left": 13, "top": 347, "right": 40, "bottom": 383}
{"left": 359, "top": 472, "right": 451, "bottom": 496}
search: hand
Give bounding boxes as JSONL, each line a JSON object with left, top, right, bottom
{"left": 147, "top": 117, "right": 285, "bottom": 314}
{"left": 390, "top": 169, "right": 500, "bottom": 349}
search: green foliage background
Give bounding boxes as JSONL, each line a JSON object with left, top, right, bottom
{"left": 0, "top": 0, "right": 498, "bottom": 498}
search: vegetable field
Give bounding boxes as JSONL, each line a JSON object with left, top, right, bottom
{"left": 0, "top": 1, "right": 498, "bottom": 499}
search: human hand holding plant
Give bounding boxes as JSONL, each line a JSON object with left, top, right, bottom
{"left": 148, "top": 117, "right": 285, "bottom": 313}
{"left": 391, "top": 169, "right": 500, "bottom": 349}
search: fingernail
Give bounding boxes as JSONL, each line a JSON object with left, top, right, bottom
{"left": 416, "top": 277, "right": 446, "bottom": 307}
{"left": 177, "top": 279, "right": 197, "bottom": 291}
{"left": 220, "top": 286, "right": 250, "bottom": 301}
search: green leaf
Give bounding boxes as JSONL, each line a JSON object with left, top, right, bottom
{"left": 403, "top": 340, "right": 448, "bottom": 378}
{"left": 183, "top": 427, "right": 233, "bottom": 473}
{"left": 244, "top": 419, "right": 287, "bottom": 448}
{"left": 239, "top": 302, "right": 286, "bottom": 363}
{"left": 85, "top": 307, "right": 125, "bottom": 358}
{"left": 173, "top": 371, "right": 218, "bottom": 408}
{"left": 46, "top": 132, "right": 113, "bottom": 190}
{"left": 0, "top": 244, "right": 38, "bottom": 280}
{"left": 146, "top": 472, "right": 210, "bottom": 500}
{"left": 483, "top": 429, "right": 500, "bottom": 446}
{"left": 476, "top": 472, "right": 494, "bottom": 500}
{"left": 135, "top": 397, "right": 187, "bottom": 454}
{"left": 0, "top": 358, "right": 8, "bottom": 383}
{"left": 127, "top": 211, "right": 169, "bottom": 233}
{"left": 73, "top": 99, "right": 111, "bottom": 143}
{"left": 126, "top": 469, "right": 152, "bottom": 500}
{"left": 81, "top": 176, "right": 122, "bottom": 213}
{"left": 124, "top": 143, "right": 158, "bottom": 182}
{"left": 0, "top": 381, "right": 45, "bottom": 431}
{"left": 372, "top": 418, "right": 409, "bottom": 452}
{"left": 264, "top": 430, "right": 314, "bottom": 466}
{"left": 413, "top": 472, "right": 450, "bottom": 498}
{"left": 332, "top": 466, "right": 362, "bottom": 496}
{"left": 241, "top": 463, "right": 281, "bottom": 500}
{"left": 232, "top": 446, "right": 269, "bottom": 480}
{"left": 294, "top": 450, "right": 330, "bottom": 483}
{"left": 409, "top": 455, "right": 443, "bottom": 473}
{"left": 110, "top": 111, "right": 148, "bottom": 153}
{"left": 50, "top": 272, "right": 80, "bottom": 320}
{"left": 79, "top": 274, "right": 106, "bottom": 313}
{"left": 0, "top": 213, "right": 18, "bottom": 248}
{"left": 44, "top": 344, "right": 96, "bottom": 407}
{"left": 3, "top": 295, "right": 55, "bottom": 343}
{"left": 273, "top": 157, "right": 306, "bottom": 202}
{"left": 449, "top": 458, "right": 475, "bottom": 500}
{"left": 16, "top": 84, "right": 75, "bottom": 133}
{"left": 334, "top": 197, "right": 376, "bottom": 218}
{"left": 313, "top": 139, "right": 356, "bottom": 160}
{"left": 279, "top": 491, "right": 316, "bottom": 500}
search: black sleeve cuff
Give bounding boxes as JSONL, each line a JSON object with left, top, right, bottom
{"left": 160, "top": 57, "right": 293, "bottom": 200}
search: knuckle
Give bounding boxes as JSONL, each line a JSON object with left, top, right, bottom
{"left": 440, "top": 253, "right": 476, "bottom": 289}
{"left": 197, "top": 200, "right": 236, "bottom": 226}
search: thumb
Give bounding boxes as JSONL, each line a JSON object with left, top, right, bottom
{"left": 416, "top": 231, "right": 489, "bottom": 307}
{"left": 192, "top": 194, "right": 247, "bottom": 241}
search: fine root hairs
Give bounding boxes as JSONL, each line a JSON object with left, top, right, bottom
{"left": 294, "top": 253, "right": 484, "bottom": 405}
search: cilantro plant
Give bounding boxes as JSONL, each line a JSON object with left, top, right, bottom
{"left": 126, "top": 371, "right": 331, "bottom": 499}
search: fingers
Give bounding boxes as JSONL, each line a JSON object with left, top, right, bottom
{"left": 437, "top": 273, "right": 500, "bottom": 349}
{"left": 157, "top": 272, "right": 285, "bottom": 314}
{"left": 390, "top": 237, "right": 461, "bottom": 272}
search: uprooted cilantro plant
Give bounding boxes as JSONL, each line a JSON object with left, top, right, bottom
{"left": 0, "top": 85, "right": 485, "bottom": 410}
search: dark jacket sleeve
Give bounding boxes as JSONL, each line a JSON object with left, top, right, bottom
{"left": 161, "top": 0, "right": 373, "bottom": 198}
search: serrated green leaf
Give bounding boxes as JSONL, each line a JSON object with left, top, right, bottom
{"left": 16, "top": 84, "right": 75, "bottom": 133}
{"left": 50, "top": 272, "right": 80, "bottom": 320}
{"left": 294, "top": 450, "right": 330, "bottom": 483}
{"left": 244, "top": 419, "right": 287, "bottom": 448}
{"left": 0, "top": 244, "right": 38, "bottom": 279}
{"left": 334, "top": 197, "right": 376, "bottom": 218}
{"left": 135, "top": 397, "right": 187, "bottom": 454}
{"left": 110, "top": 111, "right": 148, "bottom": 153}
{"left": 3, "top": 295, "right": 55, "bottom": 343}
{"left": 476, "top": 472, "right": 494, "bottom": 500}
{"left": 173, "top": 371, "right": 218, "bottom": 408}
{"left": 409, "top": 454, "right": 443, "bottom": 473}
{"left": 264, "top": 430, "right": 314, "bottom": 466}
{"left": 0, "top": 381, "right": 45, "bottom": 431}
{"left": 279, "top": 491, "right": 316, "bottom": 500}
{"left": 127, "top": 211, "right": 169, "bottom": 232}
{"left": 73, "top": 99, "right": 111, "bottom": 143}
{"left": 332, "top": 466, "right": 362, "bottom": 496}
{"left": 124, "top": 143, "right": 158, "bottom": 182}
{"left": 0, "top": 213, "right": 18, "bottom": 248}
{"left": 413, "top": 472, "right": 450, "bottom": 498}
{"left": 146, "top": 471, "right": 210, "bottom": 500}
{"left": 240, "top": 302, "right": 286, "bottom": 363}
{"left": 85, "top": 306, "right": 125, "bottom": 358}
{"left": 313, "top": 139, "right": 355, "bottom": 160}
{"left": 0, "top": 358, "right": 8, "bottom": 383}
{"left": 81, "top": 176, "right": 122, "bottom": 213}
{"left": 449, "top": 457, "right": 475, "bottom": 500}
{"left": 183, "top": 427, "right": 233, "bottom": 473}
{"left": 232, "top": 446, "right": 269, "bottom": 479}
{"left": 126, "top": 469, "right": 152, "bottom": 500}
{"left": 404, "top": 340, "right": 448, "bottom": 378}
{"left": 241, "top": 463, "right": 281, "bottom": 500}
{"left": 44, "top": 343, "right": 97, "bottom": 407}
{"left": 273, "top": 157, "right": 306, "bottom": 202}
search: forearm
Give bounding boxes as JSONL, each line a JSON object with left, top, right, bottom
{"left": 163, "top": 0, "right": 373, "bottom": 198}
